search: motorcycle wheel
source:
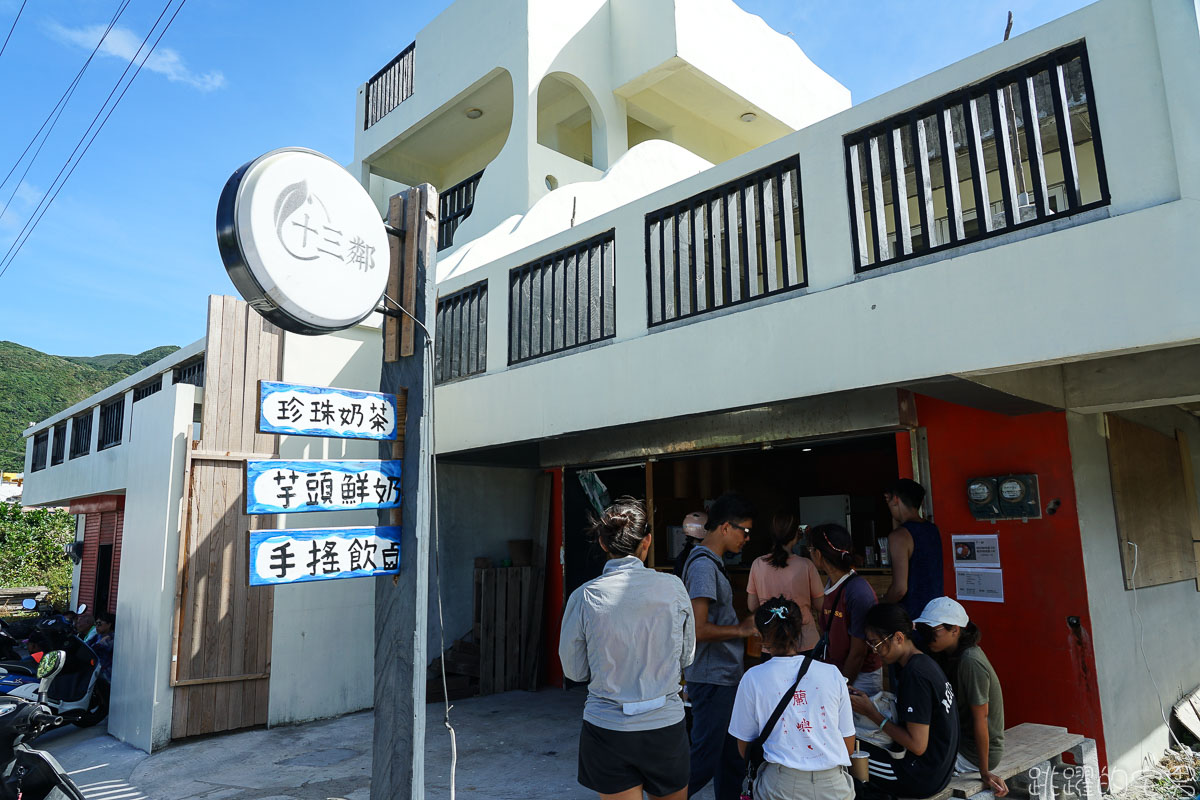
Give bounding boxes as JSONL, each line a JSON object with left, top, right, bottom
{"left": 72, "top": 681, "right": 109, "bottom": 728}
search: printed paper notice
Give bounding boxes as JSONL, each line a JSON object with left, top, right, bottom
{"left": 952, "top": 534, "right": 1001, "bottom": 568}
{"left": 955, "top": 567, "right": 1004, "bottom": 603}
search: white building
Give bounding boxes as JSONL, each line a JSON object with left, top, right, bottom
{"left": 23, "top": 0, "right": 1200, "bottom": 777}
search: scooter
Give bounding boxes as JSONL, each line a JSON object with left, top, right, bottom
{"left": 0, "top": 650, "right": 88, "bottom": 800}
{"left": 0, "top": 603, "right": 107, "bottom": 728}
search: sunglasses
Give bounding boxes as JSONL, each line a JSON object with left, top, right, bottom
{"left": 727, "top": 523, "right": 752, "bottom": 537}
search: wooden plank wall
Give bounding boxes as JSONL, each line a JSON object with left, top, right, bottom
{"left": 170, "top": 295, "right": 282, "bottom": 740}
{"left": 1106, "top": 413, "right": 1200, "bottom": 589}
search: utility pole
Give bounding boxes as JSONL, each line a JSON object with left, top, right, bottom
{"left": 373, "top": 184, "right": 439, "bottom": 800}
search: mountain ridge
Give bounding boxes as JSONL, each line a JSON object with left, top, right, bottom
{"left": 0, "top": 342, "right": 180, "bottom": 472}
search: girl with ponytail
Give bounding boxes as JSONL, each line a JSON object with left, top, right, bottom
{"left": 559, "top": 497, "right": 696, "bottom": 800}
{"left": 808, "top": 523, "right": 884, "bottom": 695}
{"left": 745, "top": 512, "right": 824, "bottom": 652}
{"left": 729, "top": 597, "right": 857, "bottom": 800}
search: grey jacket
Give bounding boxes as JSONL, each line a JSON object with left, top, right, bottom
{"left": 559, "top": 556, "right": 696, "bottom": 731}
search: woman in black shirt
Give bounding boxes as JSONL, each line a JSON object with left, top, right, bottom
{"left": 848, "top": 604, "right": 959, "bottom": 799}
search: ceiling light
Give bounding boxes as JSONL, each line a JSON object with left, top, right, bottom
{"left": 802, "top": 447, "right": 813, "bottom": 452}
{"left": 740, "top": 112, "right": 757, "bottom": 123}
{"left": 465, "top": 108, "right": 483, "bottom": 119}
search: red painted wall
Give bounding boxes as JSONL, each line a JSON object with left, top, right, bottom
{"left": 915, "top": 394, "right": 1107, "bottom": 766}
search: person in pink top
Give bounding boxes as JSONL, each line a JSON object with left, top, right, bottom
{"left": 746, "top": 512, "right": 824, "bottom": 652}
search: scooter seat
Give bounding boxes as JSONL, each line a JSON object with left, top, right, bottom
{"left": 0, "top": 664, "right": 35, "bottom": 677}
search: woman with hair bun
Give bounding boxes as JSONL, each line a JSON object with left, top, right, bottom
{"left": 729, "top": 597, "right": 856, "bottom": 800}
{"left": 559, "top": 497, "right": 696, "bottom": 800}
{"left": 808, "top": 523, "right": 882, "bottom": 695}
{"left": 746, "top": 512, "right": 824, "bottom": 652}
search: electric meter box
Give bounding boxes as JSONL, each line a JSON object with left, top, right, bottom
{"left": 967, "top": 474, "right": 1041, "bottom": 520}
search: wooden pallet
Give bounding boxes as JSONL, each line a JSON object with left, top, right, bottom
{"left": 474, "top": 566, "right": 541, "bottom": 695}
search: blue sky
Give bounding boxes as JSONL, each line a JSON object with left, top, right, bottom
{"left": 0, "top": 0, "right": 1091, "bottom": 357}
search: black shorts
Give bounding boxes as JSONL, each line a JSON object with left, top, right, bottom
{"left": 578, "top": 719, "right": 689, "bottom": 796}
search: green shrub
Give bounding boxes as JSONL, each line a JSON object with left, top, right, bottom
{"left": 0, "top": 502, "right": 75, "bottom": 606}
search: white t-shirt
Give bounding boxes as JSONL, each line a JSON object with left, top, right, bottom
{"left": 729, "top": 656, "right": 855, "bottom": 772}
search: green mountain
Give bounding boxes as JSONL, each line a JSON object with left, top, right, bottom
{"left": 0, "top": 342, "right": 180, "bottom": 472}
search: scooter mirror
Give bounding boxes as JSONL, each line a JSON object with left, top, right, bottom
{"left": 21, "top": 599, "right": 36, "bottom": 611}
{"left": 37, "top": 651, "right": 63, "bottom": 681}
{"left": 76, "top": 603, "right": 88, "bottom": 615}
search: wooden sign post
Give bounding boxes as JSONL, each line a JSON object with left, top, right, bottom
{"left": 373, "top": 184, "right": 438, "bottom": 800}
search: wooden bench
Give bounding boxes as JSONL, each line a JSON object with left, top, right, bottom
{"left": 909, "top": 723, "right": 1100, "bottom": 800}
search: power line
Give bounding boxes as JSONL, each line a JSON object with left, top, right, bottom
{"left": 0, "top": 0, "right": 133, "bottom": 217}
{"left": 0, "top": 0, "right": 190, "bottom": 281}
{"left": 0, "top": 0, "right": 28, "bottom": 60}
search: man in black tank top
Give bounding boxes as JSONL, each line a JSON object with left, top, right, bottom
{"left": 882, "top": 479, "right": 944, "bottom": 622}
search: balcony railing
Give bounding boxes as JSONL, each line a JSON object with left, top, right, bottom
{"left": 30, "top": 431, "right": 48, "bottom": 472}
{"left": 429, "top": 35, "right": 1128, "bottom": 386}
{"left": 439, "top": 170, "right": 483, "bottom": 251}
{"left": 365, "top": 42, "right": 415, "bottom": 130}
{"left": 435, "top": 280, "right": 488, "bottom": 383}
{"left": 508, "top": 230, "right": 616, "bottom": 365}
{"left": 844, "top": 41, "right": 1108, "bottom": 272}
{"left": 173, "top": 357, "right": 204, "bottom": 388}
{"left": 646, "top": 156, "right": 806, "bottom": 326}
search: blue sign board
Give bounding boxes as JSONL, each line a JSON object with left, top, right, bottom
{"left": 258, "top": 381, "right": 399, "bottom": 440}
{"left": 249, "top": 526, "right": 402, "bottom": 585}
{"left": 246, "top": 459, "right": 402, "bottom": 515}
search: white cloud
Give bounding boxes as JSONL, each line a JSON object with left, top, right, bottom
{"left": 0, "top": 181, "right": 42, "bottom": 231}
{"left": 47, "top": 21, "right": 225, "bottom": 92}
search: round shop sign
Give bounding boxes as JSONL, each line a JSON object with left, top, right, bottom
{"left": 216, "top": 147, "right": 389, "bottom": 335}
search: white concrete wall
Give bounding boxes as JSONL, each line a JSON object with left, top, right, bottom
{"left": 1068, "top": 407, "right": 1200, "bottom": 777}
{"left": 69, "top": 515, "right": 84, "bottom": 610}
{"left": 430, "top": 0, "right": 1200, "bottom": 456}
{"left": 108, "top": 383, "right": 195, "bottom": 753}
{"left": 266, "top": 318, "right": 384, "bottom": 726}
{"left": 429, "top": 464, "right": 541, "bottom": 653}
{"left": 354, "top": 0, "right": 848, "bottom": 252}
{"left": 21, "top": 339, "right": 204, "bottom": 508}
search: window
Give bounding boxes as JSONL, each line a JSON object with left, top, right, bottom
{"left": 98, "top": 397, "right": 124, "bottom": 450}
{"left": 133, "top": 376, "right": 163, "bottom": 403}
{"left": 844, "top": 41, "right": 1108, "bottom": 272}
{"left": 30, "top": 431, "right": 48, "bottom": 472}
{"left": 50, "top": 421, "right": 66, "bottom": 466}
{"left": 508, "top": 230, "right": 615, "bottom": 365}
{"left": 70, "top": 411, "right": 93, "bottom": 459}
{"left": 645, "top": 156, "right": 806, "bottom": 326}
{"left": 435, "top": 280, "right": 488, "bottom": 383}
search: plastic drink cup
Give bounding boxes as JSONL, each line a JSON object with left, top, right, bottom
{"left": 850, "top": 750, "right": 870, "bottom": 782}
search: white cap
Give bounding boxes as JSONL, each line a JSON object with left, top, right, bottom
{"left": 683, "top": 511, "right": 708, "bottom": 539}
{"left": 914, "top": 597, "right": 969, "bottom": 628}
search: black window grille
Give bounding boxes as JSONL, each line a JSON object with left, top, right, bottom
{"left": 509, "top": 230, "right": 616, "bottom": 365}
{"left": 844, "top": 41, "right": 1108, "bottom": 273}
{"left": 646, "top": 156, "right": 806, "bottom": 327}
{"left": 98, "top": 397, "right": 124, "bottom": 450}
{"left": 51, "top": 422, "right": 66, "bottom": 466}
{"left": 365, "top": 42, "right": 415, "bottom": 130}
{"left": 436, "top": 280, "right": 488, "bottom": 383}
{"left": 133, "top": 376, "right": 163, "bottom": 403}
{"left": 438, "top": 170, "right": 484, "bottom": 251}
{"left": 173, "top": 357, "right": 205, "bottom": 387}
{"left": 30, "top": 431, "right": 48, "bottom": 472}
{"left": 70, "top": 412, "right": 93, "bottom": 459}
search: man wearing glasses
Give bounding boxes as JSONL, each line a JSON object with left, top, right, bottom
{"left": 680, "top": 492, "right": 758, "bottom": 800}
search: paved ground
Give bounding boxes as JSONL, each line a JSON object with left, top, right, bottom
{"left": 38, "top": 688, "right": 720, "bottom": 799}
